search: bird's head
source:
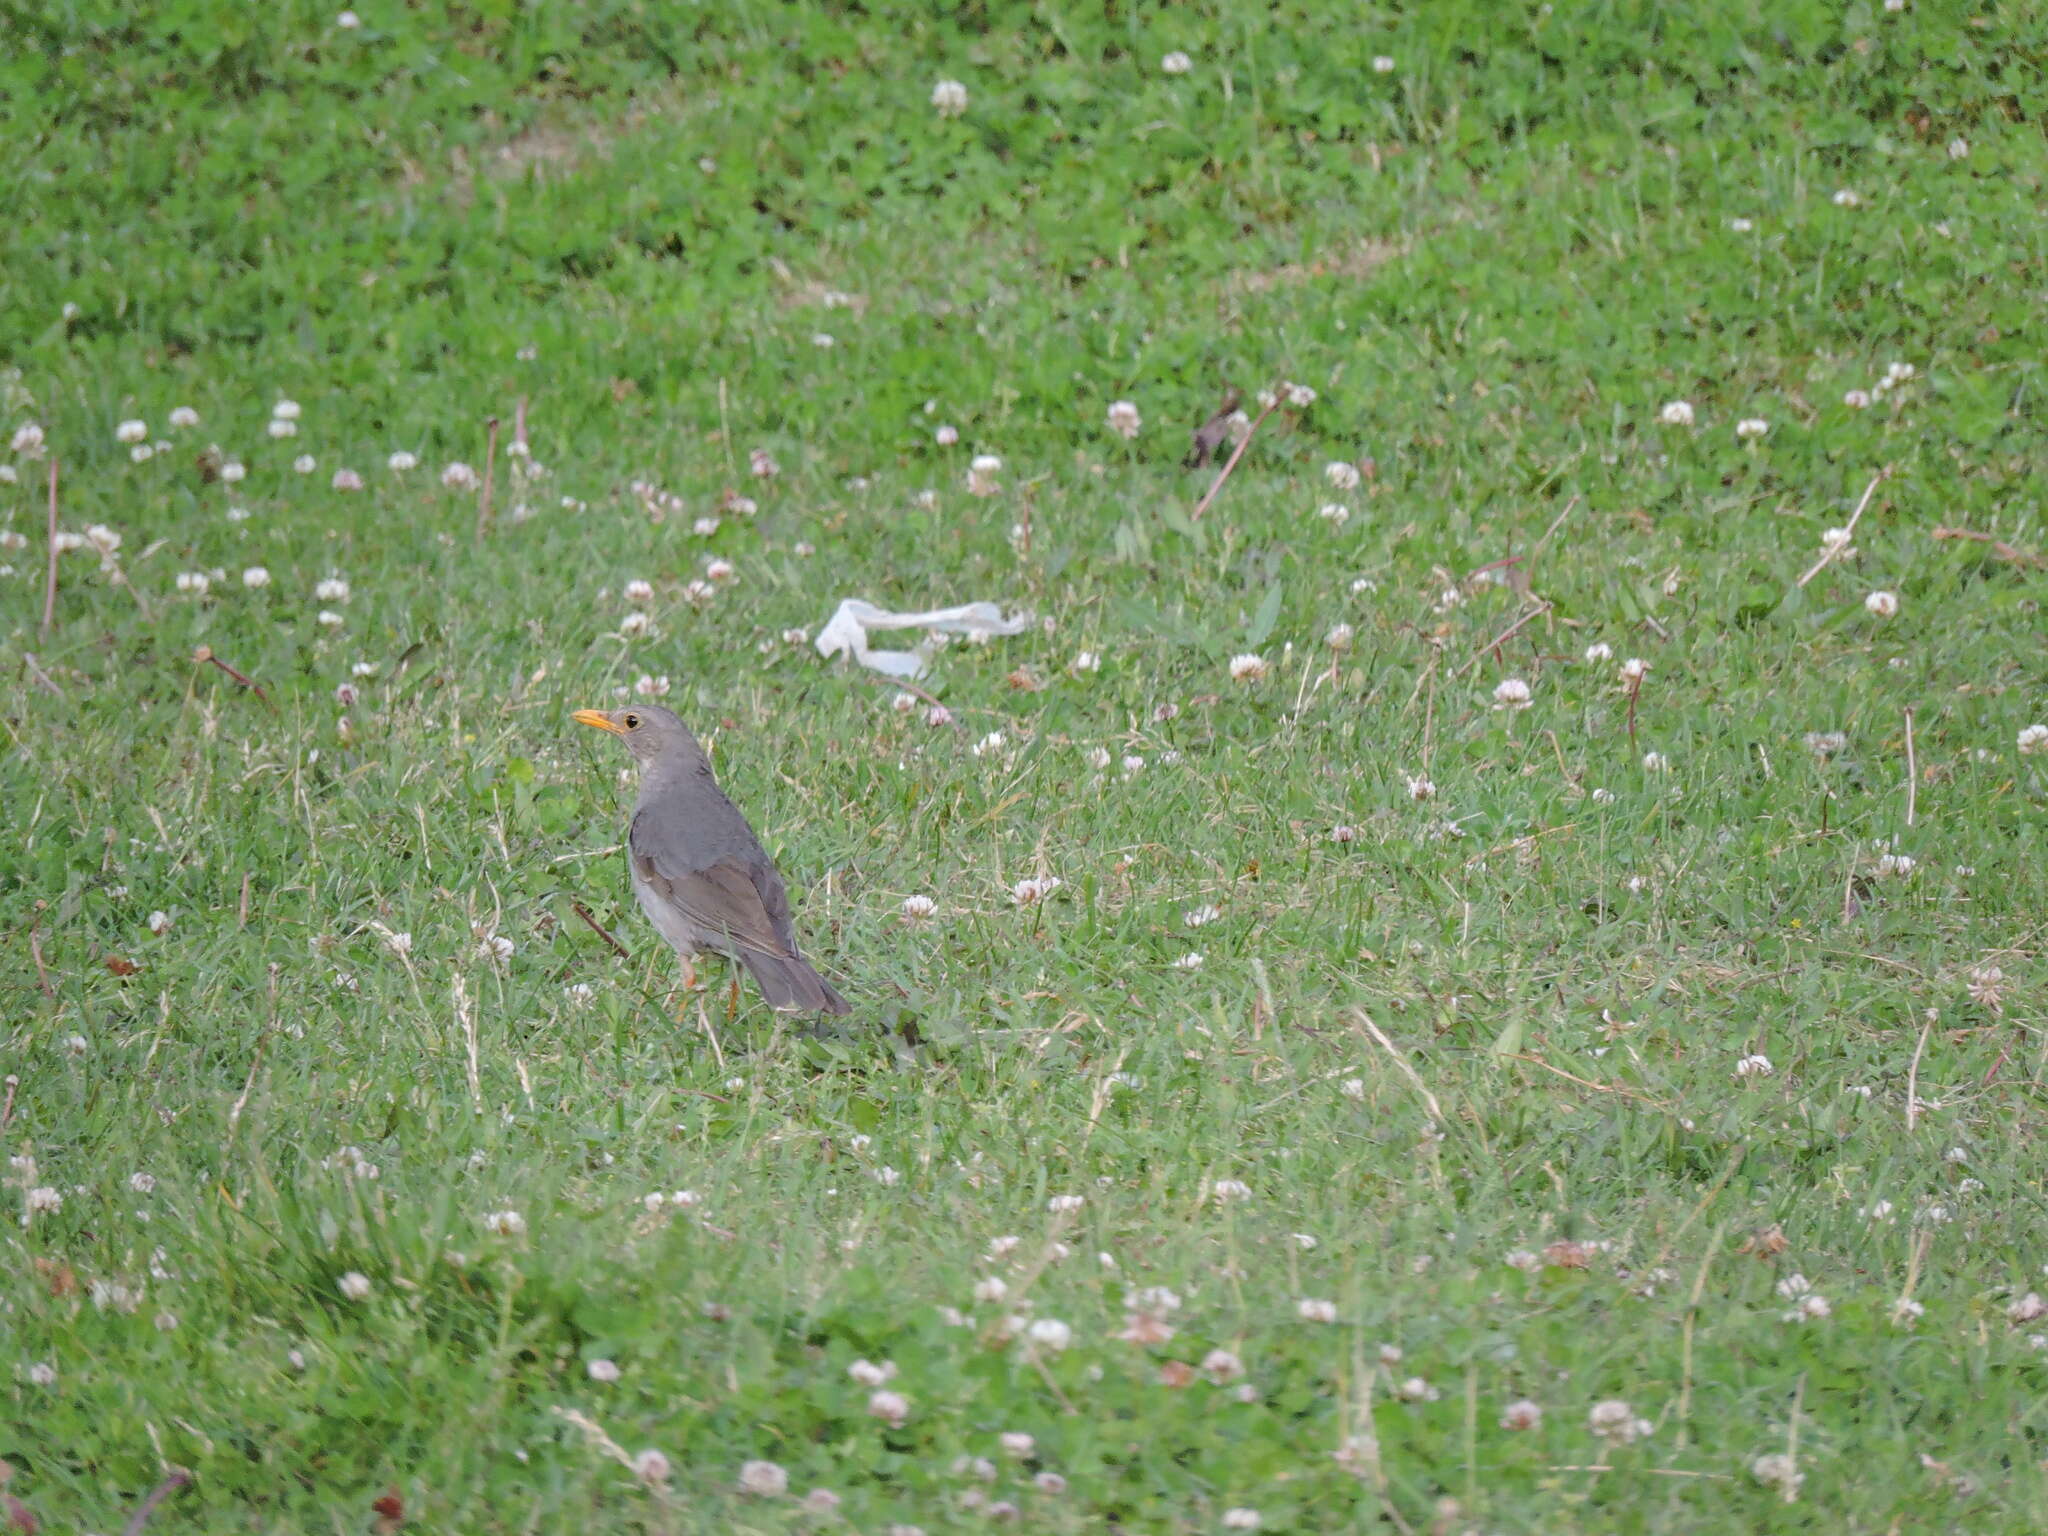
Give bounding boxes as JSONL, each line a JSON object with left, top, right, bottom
{"left": 572, "top": 703, "right": 696, "bottom": 767}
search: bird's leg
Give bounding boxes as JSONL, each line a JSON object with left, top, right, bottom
{"left": 725, "top": 969, "right": 741, "bottom": 1017}
{"left": 673, "top": 954, "right": 698, "bottom": 1023}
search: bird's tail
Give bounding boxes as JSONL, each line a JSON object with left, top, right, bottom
{"left": 743, "top": 949, "right": 851, "bottom": 1014}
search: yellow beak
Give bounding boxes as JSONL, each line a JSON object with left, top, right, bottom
{"left": 572, "top": 709, "right": 624, "bottom": 735}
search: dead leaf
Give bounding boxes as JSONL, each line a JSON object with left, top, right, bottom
{"left": 105, "top": 955, "right": 140, "bottom": 976}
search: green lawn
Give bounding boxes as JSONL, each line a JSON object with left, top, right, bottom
{"left": 5, "top": 2, "right": 2048, "bottom": 1530}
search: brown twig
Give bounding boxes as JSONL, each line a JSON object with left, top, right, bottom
{"left": 1930, "top": 526, "right": 2044, "bottom": 569}
{"left": 1626, "top": 671, "right": 1642, "bottom": 750}
{"left": 41, "top": 456, "right": 59, "bottom": 636}
{"left": 120, "top": 1469, "right": 191, "bottom": 1536}
{"left": 1796, "top": 471, "right": 1886, "bottom": 588}
{"left": 21, "top": 653, "right": 62, "bottom": 697}
{"left": 1903, "top": 707, "right": 1918, "bottom": 828}
{"left": 1190, "top": 382, "right": 1287, "bottom": 521}
{"left": 1905, "top": 1016, "right": 1932, "bottom": 1132}
{"left": 476, "top": 416, "right": 500, "bottom": 542}
{"left": 571, "top": 901, "right": 631, "bottom": 960}
{"left": 862, "top": 672, "right": 958, "bottom": 722}
{"left": 191, "top": 646, "right": 269, "bottom": 703}
{"left": 1, "top": 1075, "right": 17, "bottom": 1130}
{"left": 1457, "top": 600, "right": 1552, "bottom": 677}
{"left": 28, "top": 910, "right": 54, "bottom": 999}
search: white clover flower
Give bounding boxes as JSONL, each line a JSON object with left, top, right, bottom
{"left": 1023, "top": 1317, "right": 1072, "bottom": 1353}
{"left": 25, "top": 1185, "right": 62, "bottom": 1216}
{"left": 267, "top": 418, "right": 297, "bottom": 439}
{"left": 1106, "top": 400, "right": 1142, "bottom": 439}
{"left": 220, "top": 459, "right": 246, "bottom": 482}
{"left": 1325, "top": 460, "right": 1361, "bottom": 491}
{"left": 1843, "top": 388, "right": 1872, "bottom": 409}
{"left": 116, "top": 419, "right": 149, "bottom": 443}
{"left": 1047, "top": 1193, "right": 1085, "bottom": 1214}
{"left": 973, "top": 1275, "right": 1009, "bottom": 1303}
{"left": 1832, "top": 188, "right": 1862, "bottom": 208}
{"left": 1011, "top": 876, "right": 1062, "bottom": 905}
{"left": 1788, "top": 1293, "right": 1831, "bottom": 1322}
{"left": 1751, "top": 1452, "right": 1803, "bottom": 1494}
{"left": 868, "top": 1388, "right": 910, "bottom": 1426}
{"left": 738, "top": 1460, "right": 789, "bottom": 1496}
{"left": 338, "top": 1271, "right": 372, "bottom": 1300}
{"left": 84, "top": 523, "right": 121, "bottom": 556}
{"left": 1582, "top": 641, "right": 1614, "bottom": 664}
{"left": 1874, "top": 852, "right": 1916, "bottom": 879}
{"left": 1885, "top": 361, "right": 1917, "bottom": 384}
{"left": 966, "top": 453, "right": 1002, "bottom": 496}
{"left": 315, "top": 576, "right": 351, "bottom": 603}
{"left": 1735, "top": 417, "right": 1769, "bottom": 440}
{"left": 1371, "top": 54, "right": 1396, "bottom": 72}
{"left": 387, "top": 449, "right": 418, "bottom": 471}
{"left": 11, "top": 422, "right": 46, "bottom": 455}
{"left": 1161, "top": 50, "right": 1193, "bottom": 74}
{"left": 934, "top": 424, "right": 959, "bottom": 446}
{"left": 272, "top": 399, "right": 301, "bottom": 421}
{"left": 1285, "top": 382, "right": 1317, "bottom": 408}
{"left": 930, "top": 78, "right": 969, "bottom": 116}
{"left": 1641, "top": 751, "right": 1670, "bottom": 773}
{"left": 900, "top": 894, "right": 938, "bottom": 922}
{"left": 1588, "top": 1399, "right": 1651, "bottom": 1443}
{"left": 2018, "top": 724, "right": 2048, "bottom": 755}
{"left": 587, "top": 1358, "right": 621, "bottom": 1383}
{"left": 168, "top": 406, "right": 200, "bottom": 429}
{"left": 1212, "top": 1178, "right": 1252, "bottom": 1203}
{"left": 1324, "top": 622, "right": 1355, "bottom": 652}
{"left": 1657, "top": 400, "right": 1695, "bottom": 426}
{"left": 1864, "top": 590, "right": 1899, "bottom": 619}
{"left": 1619, "top": 657, "right": 1649, "bottom": 684}
{"left": 1222, "top": 1511, "right": 1262, "bottom": 1531}
{"left": 1229, "top": 653, "right": 1269, "bottom": 682}
{"left": 147, "top": 909, "right": 172, "bottom": 934}
{"left": 618, "top": 611, "right": 652, "bottom": 638}
{"left": 1317, "top": 501, "right": 1351, "bottom": 526}
{"left": 176, "top": 570, "right": 210, "bottom": 595}
{"left": 332, "top": 468, "right": 363, "bottom": 491}
{"left": 705, "top": 557, "right": 735, "bottom": 581}
{"left": 242, "top": 565, "right": 270, "bottom": 589}
{"left": 1500, "top": 1399, "right": 1542, "bottom": 1430}
{"left": 1296, "top": 1297, "right": 1338, "bottom": 1323}
{"left": 1735, "top": 1053, "right": 1774, "bottom": 1078}
{"left": 441, "top": 461, "right": 478, "bottom": 491}
{"left": 1729, "top": 216, "right": 1754, "bottom": 232}
{"left": 1492, "top": 677, "right": 1532, "bottom": 710}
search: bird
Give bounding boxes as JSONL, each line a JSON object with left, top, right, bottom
{"left": 572, "top": 704, "right": 850, "bottom": 1015}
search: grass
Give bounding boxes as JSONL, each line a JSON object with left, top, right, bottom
{"left": 4, "top": 1, "right": 2048, "bottom": 1529}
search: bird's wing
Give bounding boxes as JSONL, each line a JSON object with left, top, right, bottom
{"left": 630, "top": 809, "right": 798, "bottom": 960}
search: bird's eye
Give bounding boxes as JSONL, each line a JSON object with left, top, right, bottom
{"left": 623, "top": 713, "right": 640, "bottom": 730}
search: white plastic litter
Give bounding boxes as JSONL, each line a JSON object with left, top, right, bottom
{"left": 814, "top": 598, "right": 1034, "bottom": 679}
